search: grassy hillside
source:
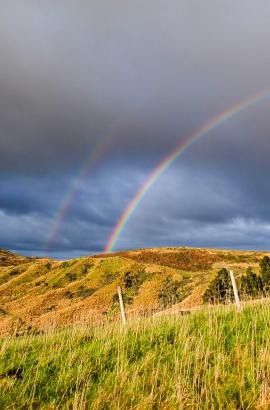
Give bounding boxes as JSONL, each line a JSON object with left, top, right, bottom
{"left": 1, "top": 302, "right": 270, "bottom": 409}
{"left": 0, "top": 247, "right": 269, "bottom": 335}
{"left": 0, "top": 249, "right": 35, "bottom": 267}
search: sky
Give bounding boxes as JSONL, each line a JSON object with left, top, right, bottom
{"left": 0, "top": 0, "right": 270, "bottom": 258}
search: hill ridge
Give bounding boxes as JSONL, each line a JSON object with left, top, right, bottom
{"left": 0, "top": 246, "right": 269, "bottom": 335}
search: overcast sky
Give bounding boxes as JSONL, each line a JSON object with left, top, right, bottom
{"left": 0, "top": 1, "right": 270, "bottom": 258}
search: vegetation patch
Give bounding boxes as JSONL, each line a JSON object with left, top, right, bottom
{"left": 65, "top": 272, "right": 77, "bottom": 282}
{"left": 101, "top": 272, "right": 119, "bottom": 286}
{"left": 0, "top": 307, "right": 7, "bottom": 316}
{"left": 203, "top": 256, "right": 270, "bottom": 304}
{"left": 158, "top": 277, "right": 187, "bottom": 308}
{"left": 76, "top": 286, "right": 96, "bottom": 299}
{"left": 203, "top": 268, "right": 234, "bottom": 304}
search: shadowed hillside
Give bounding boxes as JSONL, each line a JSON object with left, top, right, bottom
{"left": 0, "top": 247, "right": 269, "bottom": 335}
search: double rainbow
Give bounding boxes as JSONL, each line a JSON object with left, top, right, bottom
{"left": 105, "top": 87, "right": 270, "bottom": 252}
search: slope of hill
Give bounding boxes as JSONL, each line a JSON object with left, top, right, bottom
{"left": 0, "top": 247, "right": 269, "bottom": 335}
{"left": 0, "top": 249, "right": 35, "bottom": 267}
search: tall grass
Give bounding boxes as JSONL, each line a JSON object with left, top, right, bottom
{"left": 1, "top": 302, "right": 270, "bottom": 409}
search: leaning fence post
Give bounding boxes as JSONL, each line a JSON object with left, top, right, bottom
{"left": 229, "top": 270, "right": 241, "bottom": 310}
{"left": 117, "top": 286, "right": 127, "bottom": 325}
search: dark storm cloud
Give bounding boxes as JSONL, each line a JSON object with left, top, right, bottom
{"left": 0, "top": 167, "right": 145, "bottom": 257}
{"left": 1, "top": 1, "right": 270, "bottom": 256}
{"left": 118, "top": 166, "right": 270, "bottom": 252}
{"left": 1, "top": 0, "right": 270, "bottom": 169}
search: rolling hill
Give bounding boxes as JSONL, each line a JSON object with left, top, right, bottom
{"left": 0, "top": 247, "right": 269, "bottom": 335}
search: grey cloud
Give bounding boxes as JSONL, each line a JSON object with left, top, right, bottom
{"left": 114, "top": 164, "right": 270, "bottom": 251}
{"left": 1, "top": 0, "right": 270, "bottom": 170}
{"left": 1, "top": 1, "right": 270, "bottom": 256}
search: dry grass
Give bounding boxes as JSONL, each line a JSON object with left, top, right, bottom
{"left": 0, "top": 247, "right": 270, "bottom": 336}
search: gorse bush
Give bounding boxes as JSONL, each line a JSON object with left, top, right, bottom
{"left": 203, "top": 268, "right": 234, "bottom": 304}
{"left": 101, "top": 272, "right": 119, "bottom": 286}
{"left": 158, "top": 277, "right": 183, "bottom": 307}
{"left": 260, "top": 256, "right": 270, "bottom": 291}
{"left": 123, "top": 268, "right": 147, "bottom": 292}
{"left": 76, "top": 286, "right": 96, "bottom": 299}
{"left": 65, "top": 272, "right": 77, "bottom": 282}
{"left": 81, "top": 263, "right": 92, "bottom": 275}
{"left": 240, "top": 267, "right": 264, "bottom": 298}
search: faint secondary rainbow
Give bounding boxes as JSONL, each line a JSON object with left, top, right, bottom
{"left": 44, "top": 125, "right": 123, "bottom": 249}
{"left": 105, "top": 87, "right": 270, "bottom": 252}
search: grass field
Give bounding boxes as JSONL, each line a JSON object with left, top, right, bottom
{"left": 1, "top": 301, "right": 270, "bottom": 409}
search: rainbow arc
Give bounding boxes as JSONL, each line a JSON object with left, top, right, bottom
{"left": 44, "top": 124, "right": 124, "bottom": 249}
{"left": 105, "top": 87, "right": 270, "bottom": 252}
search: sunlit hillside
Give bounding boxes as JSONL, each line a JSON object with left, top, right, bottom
{"left": 0, "top": 247, "right": 269, "bottom": 336}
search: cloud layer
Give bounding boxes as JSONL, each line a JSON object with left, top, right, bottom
{"left": 0, "top": 1, "right": 270, "bottom": 257}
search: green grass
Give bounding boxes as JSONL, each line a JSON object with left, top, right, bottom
{"left": 1, "top": 302, "right": 270, "bottom": 409}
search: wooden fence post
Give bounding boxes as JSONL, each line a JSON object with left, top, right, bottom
{"left": 229, "top": 270, "right": 241, "bottom": 310}
{"left": 117, "top": 286, "right": 127, "bottom": 325}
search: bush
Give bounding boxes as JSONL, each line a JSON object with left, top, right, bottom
{"left": 0, "top": 307, "right": 7, "bottom": 316}
{"left": 64, "top": 291, "right": 74, "bottom": 300}
{"left": 260, "top": 256, "right": 270, "bottom": 291}
{"left": 240, "top": 267, "right": 264, "bottom": 299}
{"left": 101, "top": 272, "right": 118, "bottom": 286}
{"left": 203, "top": 268, "right": 234, "bottom": 304}
{"left": 65, "top": 272, "right": 77, "bottom": 282}
{"left": 10, "top": 270, "right": 20, "bottom": 277}
{"left": 158, "top": 277, "right": 182, "bottom": 308}
{"left": 76, "top": 287, "right": 96, "bottom": 299}
{"left": 81, "top": 263, "right": 92, "bottom": 275}
{"left": 60, "top": 262, "right": 69, "bottom": 268}
{"left": 123, "top": 271, "right": 143, "bottom": 291}
{"left": 121, "top": 268, "right": 149, "bottom": 305}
